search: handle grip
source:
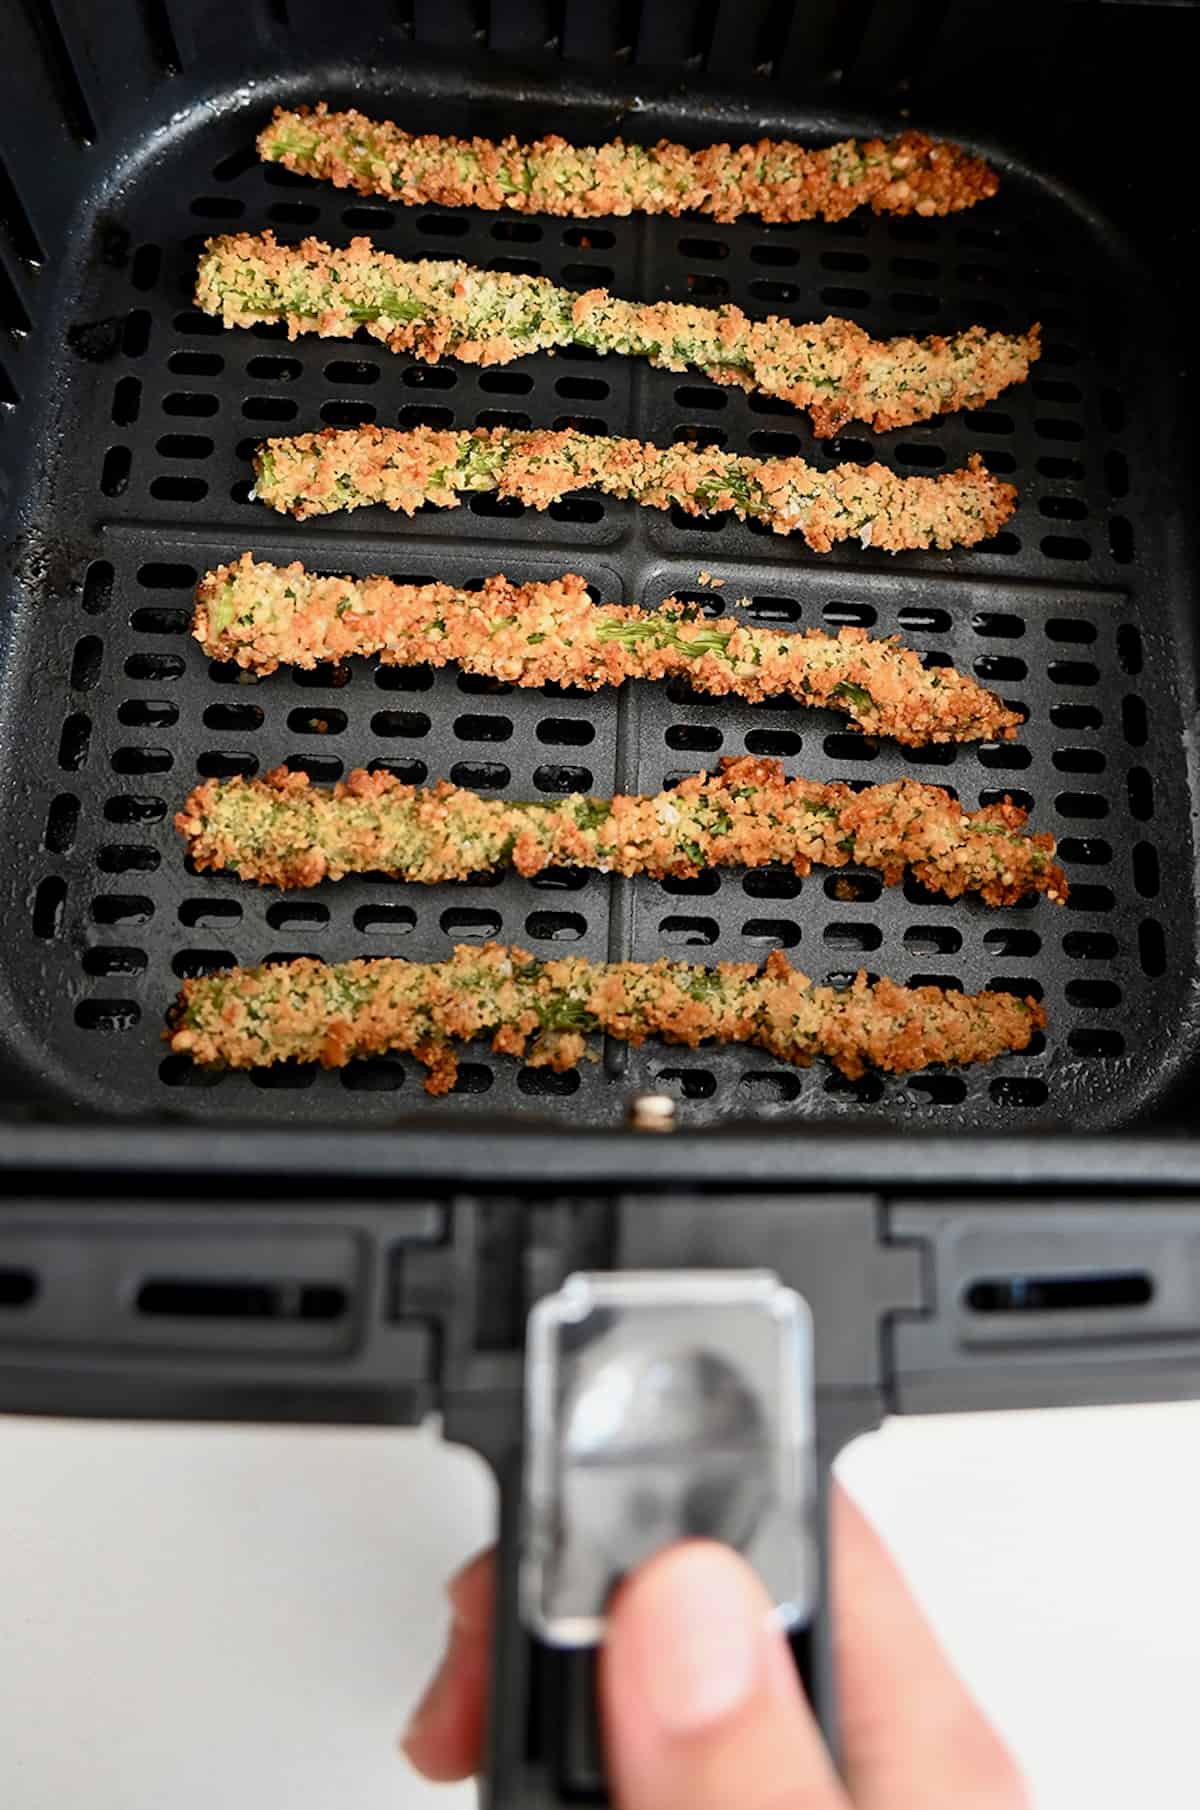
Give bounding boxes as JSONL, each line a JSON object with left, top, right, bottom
{"left": 481, "top": 1412, "right": 856, "bottom": 1808}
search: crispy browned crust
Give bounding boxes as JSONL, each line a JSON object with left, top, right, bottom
{"left": 251, "top": 424, "right": 1017, "bottom": 552}
{"left": 193, "top": 556, "right": 1023, "bottom": 747}
{"left": 196, "top": 232, "right": 1038, "bottom": 436}
{"left": 176, "top": 757, "right": 1066, "bottom": 907}
{"left": 259, "top": 105, "right": 998, "bottom": 224}
{"left": 168, "top": 943, "right": 1045, "bottom": 1094}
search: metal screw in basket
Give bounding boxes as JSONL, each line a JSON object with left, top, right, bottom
{"left": 627, "top": 1093, "right": 677, "bottom": 1132}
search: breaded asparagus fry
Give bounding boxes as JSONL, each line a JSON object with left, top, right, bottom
{"left": 194, "top": 557, "right": 1023, "bottom": 747}
{"left": 167, "top": 943, "right": 1046, "bottom": 1093}
{"left": 252, "top": 425, "right": 1015, "bottom": 553}
{"left": 196, "top": 232, "right": 1038, "bottom": 435}
{"left": 260, "top": 105, "right": 999, "bottom": 225}
{"left": 176, "top": 757, "right": 1067, "bottom": 906}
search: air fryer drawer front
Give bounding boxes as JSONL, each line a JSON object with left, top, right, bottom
{"left": 5, "top": 1178, "right": 1200, "bottom": 1807}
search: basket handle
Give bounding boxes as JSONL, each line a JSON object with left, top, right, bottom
{"left": 481, "top": 1427, "right": 844, "bottom": 1807}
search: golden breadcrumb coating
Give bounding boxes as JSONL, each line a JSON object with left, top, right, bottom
{"left": 196, "top": 231, "right": 1038, "bottom": 436}
{"left": 193, "top": 556, "right": 1023, "bottom": 747}
{"left": 177, "top": 756, "right": 1066, "bottom": 907}
{"left": 168, "top": 943, "right": 1046, "bottom": 1094}
{"left": 259, "top": 105, "right": 999, "bottom": 225}
{"left": 251, "top": 424, "right": 1016, "bottom": 552}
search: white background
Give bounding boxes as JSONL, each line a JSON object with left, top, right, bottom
{"left": 1, "top": 1403, "right": 1197, "bottom": 1808}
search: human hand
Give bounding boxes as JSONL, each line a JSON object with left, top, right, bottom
{"left": 402, "top": 1484, "right": 1029, "bottom": 1809}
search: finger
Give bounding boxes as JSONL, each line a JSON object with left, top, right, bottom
{"left": 832, "top": 1487, "right": 1029, "bottom": 1810}
{"left": 602, "top": 1538, "right": 851, "bottom": 1810}
{"left": 400, "top": 1548, "right": 495, "bottom": 1782}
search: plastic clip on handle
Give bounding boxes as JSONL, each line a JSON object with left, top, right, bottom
{"left": 483, "top": 1269, "right": 828, "bottom": 1807}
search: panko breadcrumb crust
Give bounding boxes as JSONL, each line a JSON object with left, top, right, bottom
{"left": 193, "top": 557, "right": 1023, "bottom": 747}
{"left": 196, "top": 231, "right": 1038, "bottom": 437}
{"left": 249, "top": 423, "right": 1016, "bottom": 553}
{"left": 168, "top": 944, "right": 1046, "bottom": 1094}
{"left": 176, "top": 756, "right": 1067, "bottom": 908}
{"left": 259, "top": 105, "right": 999, "bottom": 226}
{"left": 157, "top": 117, "right": 1052, "bottom": 1102}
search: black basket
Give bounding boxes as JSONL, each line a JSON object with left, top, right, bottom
{"left": 0, "top": 0, "right": 1195, "bottom": 1137}
{"left": 1, "top": 5, "right": 1198, "bottom": 1803}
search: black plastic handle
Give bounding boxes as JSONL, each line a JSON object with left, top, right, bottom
{"left": 480, "top": 1400, "right": 864, "bottom": 1809}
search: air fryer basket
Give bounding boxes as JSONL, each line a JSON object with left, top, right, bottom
{"left": 2, "top": 2, "right": 1196, "bottom": 1134}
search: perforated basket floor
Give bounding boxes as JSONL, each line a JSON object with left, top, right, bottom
{"left": 0, "top": 77, "right": 1191, "bottom": 1129}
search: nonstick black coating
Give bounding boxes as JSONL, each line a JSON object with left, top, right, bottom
{"left": 0, "top": 41, "right": 1193, "bottom": 1131}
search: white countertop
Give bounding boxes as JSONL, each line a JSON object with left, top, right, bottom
{"left": 2, "top": 1402, "right": 1196, "bottom": 1808}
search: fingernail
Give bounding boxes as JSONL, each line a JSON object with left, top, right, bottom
{"left": 626, "top": 1542, "right": 769, "bottom": 1736}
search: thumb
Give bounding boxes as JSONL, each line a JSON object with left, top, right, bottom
{"left": 600, "top": 1540, "right": 849, "bottom": 1810}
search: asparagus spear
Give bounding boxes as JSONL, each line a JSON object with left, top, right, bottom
{"left": 196, "top": 232, "right": 1038, "bottom": 435}
{"left": 260, "top": 105, "right": 999, "bottom": 225}
{"left": 194, "top": 557, "right": 1024, "bottom": 748}
{"left": 177, "top": 757, "right": 1066, "bottom": 907}
{"left": 167, "top": 943, "right": 1046, "bottom": 1094}
{"left": 251, "top": 424, "right": 1016, "bottom": 553}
